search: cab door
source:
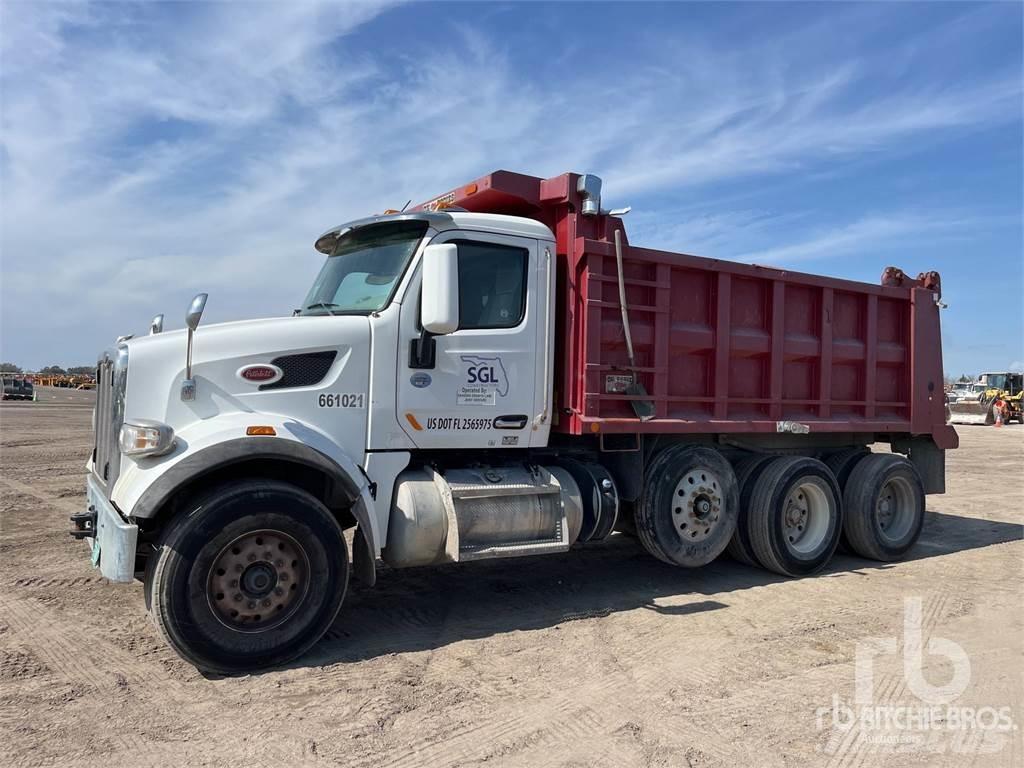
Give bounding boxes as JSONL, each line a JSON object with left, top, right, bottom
{"left": 396, "top": 231, "right": 550, "bottom": 449}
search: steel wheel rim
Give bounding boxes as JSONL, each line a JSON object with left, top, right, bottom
{"left": 782, "top": 481, "right": 830, "bottom": 555}
{"left": 876, "top": 476, "right": 916, "bottom": 543}
{"left": 671, "top": 467, "right": 723, "bottom": 543}
{"left": 207, "top": 529, "right": 310, "bottom": 634}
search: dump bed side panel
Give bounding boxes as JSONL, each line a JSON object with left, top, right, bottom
{"left": 561, "top": 238, "right": 952, "bottom": 444}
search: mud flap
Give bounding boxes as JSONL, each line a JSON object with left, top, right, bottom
{"left": 892, "top": 437, "right": 946, "bottom": 494}
{"left": 352, "top": 526, "right": 376, "bottom": 587}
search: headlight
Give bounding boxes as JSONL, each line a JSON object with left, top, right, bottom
{"left": 119, "top": 420, "right": 175, "bottom": 456}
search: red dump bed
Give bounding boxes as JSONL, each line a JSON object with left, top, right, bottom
{"left": 416, "top": 171, "right": 958, "bottom": 449}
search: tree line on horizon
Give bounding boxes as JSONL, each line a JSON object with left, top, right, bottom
{"left": 1, "top": 362, "right": 95, "bottom": 376}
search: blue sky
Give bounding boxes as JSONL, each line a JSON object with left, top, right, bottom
{"left": 1, "top": 1, "right": 1021, "bottom": 376}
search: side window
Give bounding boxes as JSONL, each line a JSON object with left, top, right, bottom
{"left": 455, "top": 240, "right": 528, "bottom": 330}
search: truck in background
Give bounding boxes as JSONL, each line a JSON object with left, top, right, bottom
{"left": 75, "top": 170, "right": 957, "bottom": 673}
{"left": 2, "top": 376, "right": 34, "bottom": 401}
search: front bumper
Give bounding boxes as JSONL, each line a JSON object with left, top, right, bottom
{"left": 73, "top": 474, "right": 138, "bottom": 583}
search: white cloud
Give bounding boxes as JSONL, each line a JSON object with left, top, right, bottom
{"left": 732, "top": 214, "right": 980, "bottom": 266}
{"left": 0, "top": 2, "right": 1020, "bottom": 367}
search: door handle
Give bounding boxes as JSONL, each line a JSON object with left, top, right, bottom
{"left": 408, "top": 332, "right": 436, "bottom": 369}
{"left": 494, "top": 414, "right": 528, "bottom": 429}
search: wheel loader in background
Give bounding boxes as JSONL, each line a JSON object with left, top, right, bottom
{"left": 947, "top": 371, "right": 1023, "bottom": 425}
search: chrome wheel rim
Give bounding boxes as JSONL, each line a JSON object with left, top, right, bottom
{"left": 671, "top": 468, "right": 723, "bottom": 543}
{"left": 876, "top": 477, "right": 916, "bottom": 543}
{"left": 207, "top": 529, "right": 310, "bottom": 633}
{"left": 782, "top": 481, "right": 830, "bottom": 555}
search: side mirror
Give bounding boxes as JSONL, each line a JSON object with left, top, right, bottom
{"left": 420, "top": 244, "right": 459, "bottom": 334}
{"left": 186, "top": 293, "right": 208, "bottom": 331}
{"left": 150, "top": 314, "right": 164, "bottom": 335}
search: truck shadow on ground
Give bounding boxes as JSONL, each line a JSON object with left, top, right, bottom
{"left": 293, "top": 509, "right": 1022, "bottom": 670}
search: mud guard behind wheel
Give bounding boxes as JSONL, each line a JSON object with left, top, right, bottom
{"left": 353, "top": 526, "right": 376, "bottom": 587}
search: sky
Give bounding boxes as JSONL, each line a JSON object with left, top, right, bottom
{"left": 1, "top": 1, "right": 1021, "bottom": 376}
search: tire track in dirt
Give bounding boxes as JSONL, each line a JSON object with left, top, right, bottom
{"left": 1, "top": 594, "right": 318, "bottom": 768}
{"left": 0, "top": 476, "right": 82, "bottom": 516}
{"left": 2, "top": 596, "right": 161, "bottom": 767}
{"left": 360, "top": 604, "right": 746, "bottom": 768}
{"left": 467, "top": 579, "right": 854, "bottom": 766}
{"left": 13, "top": 576, "right": 106, "bottom": 588}
{"left": 822, "top": 562, "right": 966, "bottom": 768}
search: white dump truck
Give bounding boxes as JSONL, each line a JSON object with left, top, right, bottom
{"left": 76, "top": 170, "right": 954, "bottom": 673}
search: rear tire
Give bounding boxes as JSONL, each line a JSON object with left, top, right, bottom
{"left": 725, "top": 454, "right": 774, "bottom": 566}
{"left": 843, "top": 454, "right": 925, "bottom": 561}
{"left": 636, "top": 446, "right": 739, "bottom": 567}
{"left": 824, "top": 448, "right": 869, "bottom": 554}
{"left": 147, "top": 480, "right": 348, "bottom": 674}
{"left": 824, "top": 448, "right": 869, "bottom": 491}
{"left": 747, "top": 457, "right": 841, "bottom": 577}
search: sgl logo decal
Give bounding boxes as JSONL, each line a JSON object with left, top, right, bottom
{"left": 458, "top": 355, "right": 508, "bottom": 406}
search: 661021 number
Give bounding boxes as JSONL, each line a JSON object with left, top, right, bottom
{"left": 317, "top": 393, "right": 365, "bottom": 408}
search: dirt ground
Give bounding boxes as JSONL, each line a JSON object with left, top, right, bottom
{"left": 1, "top": 387, "right": 1021, "bottom": 768}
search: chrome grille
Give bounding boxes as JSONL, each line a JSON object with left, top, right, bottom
{"left": 92, "top": 346, "right": 127, "bottom": 493}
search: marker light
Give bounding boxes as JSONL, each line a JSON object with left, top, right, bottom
{"left": 246, "top": 426, "right": 277, "bottom": 436}
{"left": 464, "top": 183, "right": 478, "bottom": 195}
{"left": 119, "top": 421, "right": 175, "bottom": 457}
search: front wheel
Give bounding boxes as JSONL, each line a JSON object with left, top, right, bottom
{"left": 147, "top": 480, "right": 348, "bottom": 674}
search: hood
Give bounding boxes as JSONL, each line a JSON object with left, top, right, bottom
{"left": 120, "top": 314, "right": 371, "bottom": 428}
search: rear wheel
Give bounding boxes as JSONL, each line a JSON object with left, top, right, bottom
{"left": 747, "top": 457, "right": 841, "bottom": 577}
{"left": 725, "top": 453, "right": 774, "bottom": 566}
{"left": 824, "top": 448, "right": 869, "bottom": 553}
{"left": 147, "top": 480, "right": 348, "bottom": 674}
{"left": 824, "top": 448, "right": 869, "bottom": 491}
{"left": 843, "top": 454, "right": 925, "bottom": 561}
{"left": 636, "top": 446, "right": 739, "bottom": 567}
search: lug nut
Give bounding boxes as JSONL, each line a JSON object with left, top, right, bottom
{"left": 248, "top": 553, "right": 257, "bottom": 562}
{"left": 230, "top": 579, "right": 238, "bottom": 587}
{"left": 275, "top": 588, "right": 284, "bottom": 596}
{"left": 262, "top": 599, "right": 271, "bottom": 608}
{"left": 263, "top": 551, "right": 273, "bottom": 559}
{"left": 235, "top": 564, "right": 244, "bottom": 573}
{"left": 275, "top": 559, "right": 284, "bottom": 568}
{"left": 279, "top": 573, "right": 289, "bottom": 582}
{"left": 248, "top": 601, "right": 256, "bottom": 609}
{"left": 233, "top": 594, "right": 242, "bottom": 602}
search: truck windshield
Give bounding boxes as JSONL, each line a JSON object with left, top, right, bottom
{"left": 299, "top": 220, "right": 429, "bottom": 315}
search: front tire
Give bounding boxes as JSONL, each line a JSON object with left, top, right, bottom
{"left": 147, "top": 480, "right": 348, "bottom": 674}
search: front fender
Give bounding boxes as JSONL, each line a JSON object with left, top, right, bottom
{"left": 115, "top": 414, "right": 379, "bottom": 578}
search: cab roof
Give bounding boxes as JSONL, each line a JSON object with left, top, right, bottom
{"left": 314, "top": 210, "right": 553, "bottom": 254}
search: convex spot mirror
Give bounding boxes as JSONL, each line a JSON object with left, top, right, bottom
{"left": 186, "top": 293, "right": 208, "bottom": 331}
